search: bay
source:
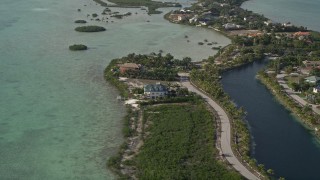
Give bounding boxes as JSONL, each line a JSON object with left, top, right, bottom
{"left": 242, "top": 0, "right": 320, "bottom": 31}
{"left": 0, "top": 0, "right": 230, "bottom": 179}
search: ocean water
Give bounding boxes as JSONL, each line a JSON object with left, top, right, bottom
{"left": 242, "top": 0, "right": 320, "bottom": 31}
{"left": 0, "top": 0, "right": 230, "bottom": 179}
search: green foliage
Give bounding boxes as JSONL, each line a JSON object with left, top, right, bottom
{"left": 96, "top": 0, "right": 181, "bottom": 14}
{"left": 104, "top": 59, "right": 129, "bottom": 97}
{"left": 131, "top": 87, "right": 144, "bottom": 94}
{"left": 135, "top": 104, "right": 243, "bottom": 179}
{"left": 75, "top": 25, "right": 106, "bottom": 32}
{"left": 68, "top": 44, "right": 88, "bottom": 51}
{"left": 109, "top": 53, "right": 194, "bottom": 81}
{"left": 310, "top": 68, "right": 320, "bottom": 77}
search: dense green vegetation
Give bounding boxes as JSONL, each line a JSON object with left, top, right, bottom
{"left": 75, "top": 25, "right": 106, "bottom": 32}
{"left": 94, "top": 0, "right": 181, "bottom": 14}
{"left": 107, "top": 53, "right": 194, "bottom": 81}
{"left": 74, "top": 20, "right": 87, "bottom": 23}
{"left": 133, "top": 104, "right": 243, "bottom": 179}
{"left": 104, "top": 59, "right": 129, "bottom": 97}
{"left": 68, "top": 44, "right": 88, "bottom": 51}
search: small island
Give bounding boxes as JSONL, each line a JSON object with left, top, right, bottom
{"left": 75, "top": 25, "right": 106, "bottom": 32}
{"left": 93, "top": 0, "right": 181, "bottom": 15}
{"left": 74, "top": 20, "right": 87, "bottom": 23}
{"left": 69, "top": 44, "right": 88, "bottom": 51}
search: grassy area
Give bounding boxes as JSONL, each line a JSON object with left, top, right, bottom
{"left": 132, "top": 104, "right": 243, "bottom": 179}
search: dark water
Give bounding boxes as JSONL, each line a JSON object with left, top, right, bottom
{"left": 221, "top": 60, "right": 320, "bottom": 180}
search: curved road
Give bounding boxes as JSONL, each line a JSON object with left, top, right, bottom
{"left": 181, "top": 81, "right": 259, "bottom": 180}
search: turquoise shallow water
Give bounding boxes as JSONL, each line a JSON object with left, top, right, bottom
{"left": 0, "top": 0, "right": 230, "bottom": 179}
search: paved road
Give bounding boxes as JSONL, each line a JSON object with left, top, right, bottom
{"left": 276, "top": 74, "right": 320, "bottom": 115}
{"left": 181, "top": 81, "right": 259, "bottom": 180}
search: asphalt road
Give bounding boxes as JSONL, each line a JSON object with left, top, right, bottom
{"left": 181, "top": 81, "right": 259, "bottom": 180}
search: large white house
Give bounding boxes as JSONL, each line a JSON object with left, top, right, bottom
{"left": 305, "top": 76, "right": 320, "bottom": 84}
{"left": 313, "top": 85, "right": 320, "bottom": 93}
{"left": 144, "top": 83, "right": 168, "bottom": 99}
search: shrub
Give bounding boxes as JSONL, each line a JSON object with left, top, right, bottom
{"left": 69, "top": 44, "right": 88, "bottom": 51}
{"left": 75, "top": 26, "right": 106, "bottom": 32}
{"left": 74, "top": 20, "right": 87, "bottom": 23}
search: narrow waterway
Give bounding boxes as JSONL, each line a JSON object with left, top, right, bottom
{"left": 221, "top": 60, "right": 320, "bottom": 179}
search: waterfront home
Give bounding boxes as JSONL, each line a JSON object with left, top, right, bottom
{"left": 248, "top": 32, "right": 263, "bottom": 38}
{"left": 305, "top": 76, "right": 320, "bottom": 84}
{"left": 119, "top": 63, "right": 141, "bottom": 74}
{"left": 223, "top": 23, "right": 243, "bottom": 30}
{"left": 189, "top": 15, "right": 198, "bottom": 23}
{"left": 199, "top": 21, "right": 208, "bottom": 26}
{"left": 293, "top": 31, "right": 310, "bottom": 37}
{"left": 169, "top": 13, "right": 193, "bottom": 22}
{"left": 144, "top": 83, "right": 168, "bottom": 99}
{"left": 264, "top": 20, "right": 275, "bottom": 26}
{"left": 313, "top": 85, "right": 320, "bottom": 93}
{"left": 282, "top": 22, "right": 293, "bottom": 27}
{"left": 303, "top": 60, "right": 320, "bottom": 68}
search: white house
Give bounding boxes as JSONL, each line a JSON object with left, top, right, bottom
{"left": 313, "top": 86, "right": 320, "bottom": 93}
{"left": 264, "top": 20, "right": 275, "bottom": 26}
{"left": 305, "top": 76, "right": 320, "bottom": 84}
{"left": 223, "top": 23, "right": 242, "bottom": 30}
{"left": 144, "top": 83, "right": 168, "bottom": 99}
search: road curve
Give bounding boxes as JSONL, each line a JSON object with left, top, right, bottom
{"left": 181, "top": 81, "right": 259, "bottom": 180}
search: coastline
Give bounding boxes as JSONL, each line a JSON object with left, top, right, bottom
{"left": 102, "top": 0, "right": 271, "bottom": 179}
{"left": 257, "top": 71, "right": 320, "bottom": 139}
{"left": 99, "top": 0, "right": 320, "bottom": 179}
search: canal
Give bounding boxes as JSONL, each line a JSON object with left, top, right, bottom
{"left": 221, "top": 60, "right": 320, "bottom": 179}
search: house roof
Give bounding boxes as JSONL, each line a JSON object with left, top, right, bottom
{"left": 303, "top": 61, "right": 320, "bottom": 66}
{"left": 119, "top": 63, "right": 140, "bottom": 69}
{"left": 144, "top": 84, "right": 167, "bottom": 92}
{"left": 305, "top": 76, "right": 320, "bottom": 82}
{"left": 293, "top": 31, "right": 310, "bottom": 36}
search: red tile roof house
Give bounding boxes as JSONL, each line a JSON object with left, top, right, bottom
{"left": 293, "top": 31, "right": 310, "bottom": 36}
{"left": 303, "top": 60, "right": 320, "bottom": 68}
{"left": 119, "top": 63, "right": 141, "bottom": 74}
